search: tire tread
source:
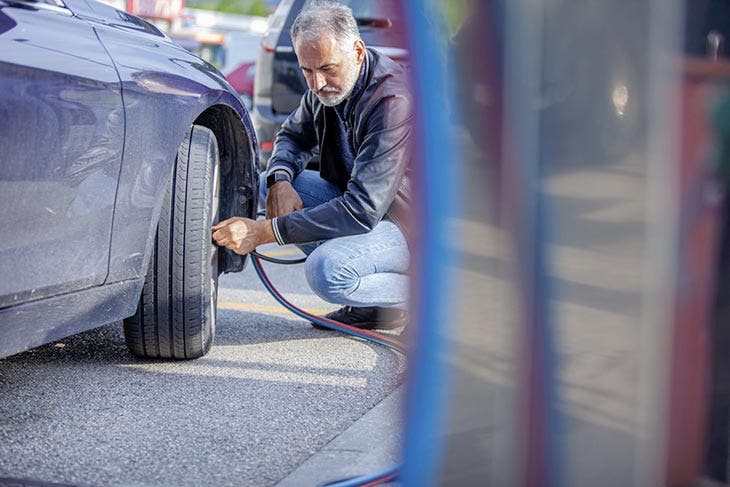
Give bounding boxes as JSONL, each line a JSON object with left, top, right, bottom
{"left": 123, "top": 125, "right": 219, "bottom": 360}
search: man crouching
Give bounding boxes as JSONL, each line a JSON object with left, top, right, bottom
{"left": 213, "top": 0, "right": 412, "bottom": 330}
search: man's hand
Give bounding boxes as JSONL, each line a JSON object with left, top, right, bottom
{"left": 266, "top": 181, "right": 303, "bottom": 218}
{"left": 212, "top": 217, "right": 275, "bottom": 255}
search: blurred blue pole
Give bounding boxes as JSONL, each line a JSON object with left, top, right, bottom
{"left": 400, "top": 0, "right": 461, "bottom": 485}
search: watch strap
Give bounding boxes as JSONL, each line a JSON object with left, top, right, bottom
{"left": 266, "top": 170, "right": 291, "bottom": 188}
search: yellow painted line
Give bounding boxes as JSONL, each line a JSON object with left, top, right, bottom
{"left": 121, "top": 363, "right": 367, "bottom": 387}
{"left": 217, "top": 300, "right": 331, "bottom": 316}
{"left": 256, "top": 247, "right": 304, "bottom": 257}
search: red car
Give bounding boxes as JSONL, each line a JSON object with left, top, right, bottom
{"left": 226, "top": 61, "right": 256, "bottom": 109}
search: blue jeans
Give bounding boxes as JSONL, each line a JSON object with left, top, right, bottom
{"left": 259, "top": 170, "right": 409, "bottom": 308}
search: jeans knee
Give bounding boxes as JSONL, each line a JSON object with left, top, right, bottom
{"left": 305, "top": 249, "right": 358, "bottom": 303}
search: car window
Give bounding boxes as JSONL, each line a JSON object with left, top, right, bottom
{"left": 346, "top": 0, "right": 402, "bottom": 24}
{"left": 300, "top": 0, "right": 404, "bottom": 48}
{"left": 302, "top": 0, "right": 401, "bottom": 26}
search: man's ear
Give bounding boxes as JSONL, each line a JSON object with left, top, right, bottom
{"left": 354, "top": 39, "right": 366, "bottom": 65}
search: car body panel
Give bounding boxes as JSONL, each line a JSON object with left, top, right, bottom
{"left": 0, "top": 0, "right": 258, "bottom": 359}
{"left": 69, "top": 0, "right": 258, "bottom": 284}
{"left": 0, "top": 0, "right": 123, "bottom": 307}
{"left": 0, "top": 278, "right": 140, "bottom": 359}
{"left": 81, "top": 5, "right": 217, "bottom": 283}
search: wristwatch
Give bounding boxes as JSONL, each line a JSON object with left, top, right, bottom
{"left": 266, "top": 171, "right": 291, "bottom": 189}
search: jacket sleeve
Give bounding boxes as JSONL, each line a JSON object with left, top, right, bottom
{"left": 266, "top": 91, "right": 319, "bottom": 178}
{"left": 273, "top": 93, "right": 412, "bottom": 244}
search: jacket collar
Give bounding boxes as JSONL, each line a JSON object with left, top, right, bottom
{"left": 339, "top": 48, "right": 372, "bottom": 120}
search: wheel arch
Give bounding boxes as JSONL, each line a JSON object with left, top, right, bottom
{"left": 193, "top": 104, "right": 260, "bottom": 274}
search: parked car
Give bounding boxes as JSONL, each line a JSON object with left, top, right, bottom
{"left": 220, "top": 30, "right": 265, "bottom": 78}
{"left": 251, "top": 0, "right": 408, "bottom": 169}
{"left": 226, "top": 61, "right": 256, "bottom": 109}
{"left": 0, "top": 0, "right": 259, "bottom": 360}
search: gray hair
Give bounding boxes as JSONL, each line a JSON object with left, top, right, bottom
{"left": 290, "top": 0, "right": 361, "bottom": 47}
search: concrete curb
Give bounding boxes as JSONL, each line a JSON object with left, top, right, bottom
{"left": 275, "top": 385, "right": 404, "bottom": 486}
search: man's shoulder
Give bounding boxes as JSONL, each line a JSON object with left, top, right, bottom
{"left": 368, "top": 48, "right": 409, "bottom": 81}
{"left": 364, "top": 49, "right": 411, "bottom": 103}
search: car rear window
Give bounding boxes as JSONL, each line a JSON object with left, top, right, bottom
{"left": 301, "top": 0, "right": 404, "bottom": 47}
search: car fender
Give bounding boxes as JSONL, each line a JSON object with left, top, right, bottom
{"left": 71, "top": 3, "right": 259, "bottom": 285}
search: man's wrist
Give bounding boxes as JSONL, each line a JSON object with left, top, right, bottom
{"left": 257, "top": 219, "right": 277, "bottom": 245}
{"left": 269, "top": 217, "right": 286, "bottom": 246}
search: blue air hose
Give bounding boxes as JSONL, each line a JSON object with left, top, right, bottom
{"left": 249, "top": 252, "right": 407, "bottom": 354}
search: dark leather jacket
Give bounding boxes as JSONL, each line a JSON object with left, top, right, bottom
{"left": 267, "top": 48, "right": 412, "bottom": 245}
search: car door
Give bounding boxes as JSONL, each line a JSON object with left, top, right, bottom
{"left": 0, "top": 0, "right": 123, "bottom": 307}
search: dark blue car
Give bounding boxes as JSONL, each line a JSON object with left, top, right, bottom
{"left": 0, "top": 0, "right": 259, "bottom": 360}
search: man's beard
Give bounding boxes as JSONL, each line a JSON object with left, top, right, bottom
{"left": 316, "top": 58, "right": 361, "bottom": 107}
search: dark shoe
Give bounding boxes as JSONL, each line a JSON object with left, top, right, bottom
{"left": 310, "top": 306, "right": 408, "bottom": 330}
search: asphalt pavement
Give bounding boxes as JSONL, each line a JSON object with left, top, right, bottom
{"left": 0, "top": 244, "right": 406, "bottom": 487}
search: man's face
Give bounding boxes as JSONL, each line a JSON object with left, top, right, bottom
{"left": 294, "top": 33, "right": 365, "bottom": 107}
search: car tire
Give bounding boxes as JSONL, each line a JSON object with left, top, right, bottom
{"left": 124, "top": 125, "right": 220, "bottom": 359}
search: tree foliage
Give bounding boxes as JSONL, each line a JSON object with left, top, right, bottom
{"left": 187, "top": 0, "right": 268, "bottom": 17}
